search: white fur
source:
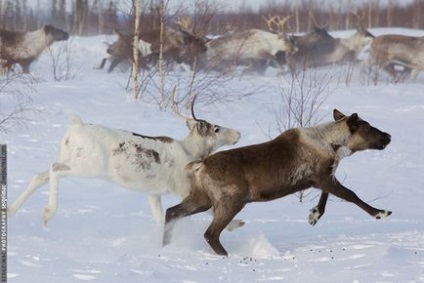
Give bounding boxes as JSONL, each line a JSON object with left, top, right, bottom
{"left": 308, "top": 206, "right": 321, "bottom": 226}
{"left": 206, "top": 29, "right": 295, "bottom": 63}
{"left": 340, "top": 31, "right": 373, "bottom": 55}
{"left": 322, "top": 30, "right": 372, "bottom": 63}
{"left": 135, "top": 39, "right": 152, "bottom": 57}
{"left": 5, "top": 29, "right": 54, "bottom": 60}
{"left": 8, "top": 115, "right": 241, "bottom": 226}
{"left": 331, "top": 146, "right": 353, "bottom": 176}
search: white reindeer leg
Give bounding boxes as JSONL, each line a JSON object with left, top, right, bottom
{"left": 148, "top": 194, "right": 163, "bottom": 224}
{"left": 8, "top": 170, "right": 50, "bottom": 216}
{"left": 42, "top": 162, "right": 71, "bottom": 225}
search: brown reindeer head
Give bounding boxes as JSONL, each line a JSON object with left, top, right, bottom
{"left": 333, "top": 109, "right": 391, "bottom": 152}
{"left": 175, "top": 17, "right": 208, "bottom": 65}
{"left": 43, "top": 25, "right": 69, "bottom": 41}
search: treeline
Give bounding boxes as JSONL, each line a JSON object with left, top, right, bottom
{"left": 1, "top": 0, "right": 423, "bottom": 36}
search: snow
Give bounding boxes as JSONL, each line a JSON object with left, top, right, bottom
{"left": 3, "top": 27, "right": 424, "bottom": 283}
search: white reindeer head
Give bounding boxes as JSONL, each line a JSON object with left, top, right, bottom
{"left": 172, "top": 91, "right": 241, "bottom": 159}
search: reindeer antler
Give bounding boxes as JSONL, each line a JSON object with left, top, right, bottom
{"left": 352, "top": 10, "right": 367, "bottom": 30}
{"left": 171, "top": 86, "right": 201, "bottom": 121}
{"left": 190, "top": 94, "right": 200, "bottom": 121}
{"left": 171, "top": 86, "right": 190, "bottom": 120}
{"left": 175, "top": 16, "right": 194, "bottom": 32}
{"left": 263, "top": 15, "right": 291, "bottom": 33}
{"left": 309, "top": 10, "right": 328, "bottom": 29}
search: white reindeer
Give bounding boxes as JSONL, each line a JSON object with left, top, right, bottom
{"left": 204, "top": 16, "right": 297, "bottom": 73}
{"left": 8, "top": 97, "right": 243, "bottom": 230}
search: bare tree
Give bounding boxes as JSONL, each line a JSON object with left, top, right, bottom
{"left": 132, "top": 0, "right": 140, "bottom": 100}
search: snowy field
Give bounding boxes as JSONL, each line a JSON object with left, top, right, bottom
{"left": 3, "top": 27, "right": 424, "bottom": 282}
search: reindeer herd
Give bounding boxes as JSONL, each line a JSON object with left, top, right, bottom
{"left": 1, "top": 16, "right": 424, "bottom": 80}
{"left": 3, "top": 14, "right": 402, "bottom": 256}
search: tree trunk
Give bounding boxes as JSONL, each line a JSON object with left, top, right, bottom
{"left": 132, "top": 0, "right": 140, "bottom": 100}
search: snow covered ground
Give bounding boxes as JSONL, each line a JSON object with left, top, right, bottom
{"left": 3, "top": 27, "right": 424, "bottom": 282}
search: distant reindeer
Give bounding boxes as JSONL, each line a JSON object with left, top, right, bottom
{"left": 163, "top": 109, "right": 392, "bottom": 256}
{"left": 274, "top": 26, "right": 333, "bottom": 67}
{"left": 287, "top": 13, "right": 373, "bottom": 71}
{"left": 369, "top": 34, "right": 424, "bottom": 80}
{"left": 0, "top": 25, "right": 69, "bottom": 73}
{"left": 98, "top": 29, "right": 150, "bottom": 72}
{"left": 204, "top": 16, "right": 297, "bottom": 74}
{"left": 99, "top": 19, "right": 207, "bottom": 72}
{"left": 8, "top": 96, "right": 244, "bottom": 232}
{"left": 286, "top": 25, "right": 374, "bottom": 71}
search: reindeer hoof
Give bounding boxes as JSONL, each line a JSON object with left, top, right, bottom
{"left": 225, "top": 219, "right": 245, "bottom": 231}
{"left": 375, "top": 210, "right": 392, "bottom": 220}
{"left": 7, "top": 206, "right": 17, "bottom": 217}
{"left": 308, "top": 207, "right": 321, "bottom": 226}
{"left": 42, "top": 206, "right": 55, "bottom": 226}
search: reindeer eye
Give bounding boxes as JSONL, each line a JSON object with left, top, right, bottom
{"left": 214, "top": 126, "right": 220, "bottom": 133}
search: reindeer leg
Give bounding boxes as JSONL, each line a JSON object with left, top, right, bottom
{"left": 107, "top": 58, "right": 122, "bottom": 73}
{"left": 204, "top": 200, "right": 245, "bottom": 256}
{"left": 42, "top": 162, "right": 71, "bottom": 225}
{"left": 163, "top": 191, "right": 211, "bottom": 247}
{"left": 148, "top": 194, "right": 163, "bottom": 224}
{"left": 8, "top": 170, "right": 50, "bottom": 216}
{"left": 322, "top": 177, "right": 392, "bottom": 219}
{"left": 98, "top": 58, "right": 107, "bottom": 70}
{"left": 205, "top": 210, "right": 245, "bottom": 231}
{"left": 308, "top": 192, "right": 329, "bottom": 226}
{"left": 19, "top": 60, "right": 31, "bottom": 73}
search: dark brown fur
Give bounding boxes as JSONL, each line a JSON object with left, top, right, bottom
{"left": 286, "top": 26, "right": 374, "bottom": 71}
{"left": 99, "top": 26, "right": 207, "bottom": 72}
{"left": 163, "top": 109, "right": 392, "bottom": 256}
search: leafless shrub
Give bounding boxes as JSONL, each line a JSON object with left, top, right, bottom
{"left": 276, "top": 68, "right": 334, "bottom": 131}
{"left": 359, "top": 60, "right": 403, "bottom": 86}
{"left": 47, "top": 36, "right": 75, "bottom": 81}
{"left": 0, "top": 73, "right": 39, "bottom": 132}
{"left": 276, "top": 68, "right": 335, "bottom": 202}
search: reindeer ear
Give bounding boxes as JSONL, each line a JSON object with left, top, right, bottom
{"left": 196, "top": 121, "right": 209, "bottom": 136}
{"left": 333, "top": 109, "right": 345, "bottom": 121}
{"left": 185, "top": 119, "right": 196, "bottom": 131}
{"left": 347, "top": 113, "right": 360, "bottom": 130}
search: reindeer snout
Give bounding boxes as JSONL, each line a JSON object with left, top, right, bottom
{"left": 232, "top": 131, "right": 241, "bottom": 145}
{"left": 381, "top": 133, "right": 391, "bottom": 149}
{"left": 384, "top": 133, "right": 391, "bottom": 144}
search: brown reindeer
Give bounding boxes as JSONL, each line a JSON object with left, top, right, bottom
{"left": 286, "top": 25, "right": 374, "bottom": 71}
{"left": 0, "top": 25, "right": 69, "bottom": 73}
{"left": 274, "top": 26, "right": 333, "bottom": 67}
{"left": 163, "top": 109, "right": 392, "bottom": 256}
{"left": 98, "top": 29, "right": 150, "bottom": 73}
{"left": 369, "top": 34, "right": 424, "bottom": 80}
{"left": 100, "top": 21, "right": 207, "bottom": 72}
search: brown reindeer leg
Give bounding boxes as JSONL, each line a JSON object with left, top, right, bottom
{"left": 98, "top": 58, "right": 107, "bottom": 69}
{"left": 309, "top": 192, "right": 329, "bottom": 226}
{"left": 107, "top": 58, "right": 123, "bottom": 73}
{"left": 18, "top": 59, "right": 32, "bottom": 73}
{"left": 163, "top": 191, "right": 211, "bottom": 247}
{"left": 204, "top": 201, "right": 245, "bottom": 256}
{"left": 323, "top": 177, "right": 392, "bottom": 219}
